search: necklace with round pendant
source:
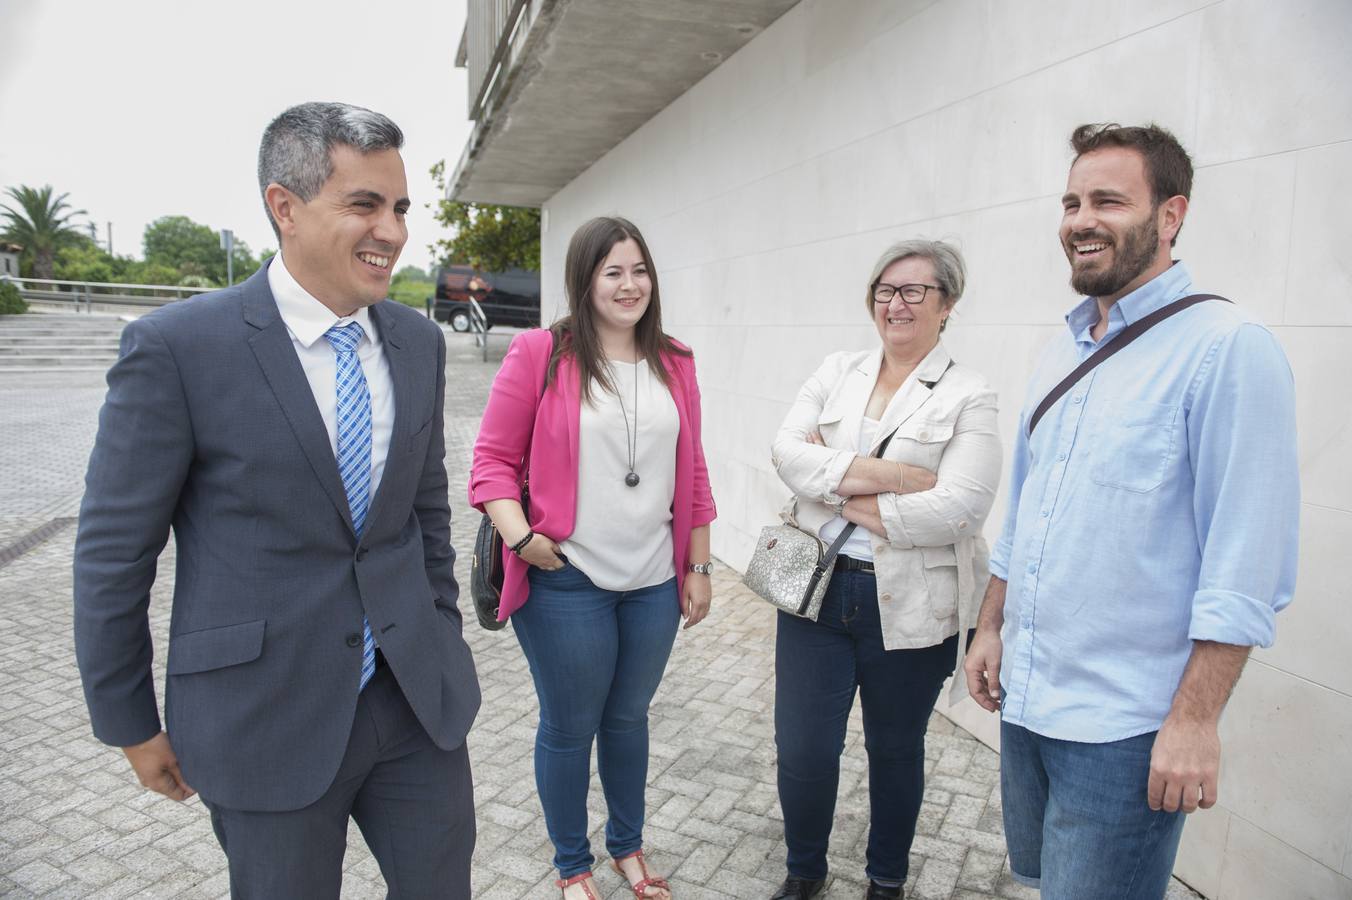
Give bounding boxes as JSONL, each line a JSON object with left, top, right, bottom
{"left": 610, "top": 359, "right": 640, "bottom": 487}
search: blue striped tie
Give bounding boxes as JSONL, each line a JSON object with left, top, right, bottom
{"left": 324, "top": 322, "right": 377, "bottom": 691}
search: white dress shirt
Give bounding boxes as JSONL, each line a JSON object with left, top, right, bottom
{"left": 268, "top": 255, "right": 396, "bottom": 497}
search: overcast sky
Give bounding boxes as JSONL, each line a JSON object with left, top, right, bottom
{"left": 0, "top": 0, "right": 474, "bottom": 274}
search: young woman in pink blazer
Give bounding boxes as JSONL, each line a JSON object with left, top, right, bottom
{"left": 470, "top": 216, "right": 716, "bottom": 900}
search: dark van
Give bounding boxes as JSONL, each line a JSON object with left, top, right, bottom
{"left": 433, "top": 265, "right": 541, "bottom": 332}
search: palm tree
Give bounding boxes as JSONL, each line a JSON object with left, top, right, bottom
{"left": 0, "top": 185, "right": 87, "bottom": 279}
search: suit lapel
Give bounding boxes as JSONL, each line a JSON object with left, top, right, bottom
{"left": 242, "top": 266, "right": 356, "bottom": 537}
{"left": 363, "top": 302, "right": 415, "bottom": 535}
{"left": 869, "top": 343, "right": 952, "bottom": 454}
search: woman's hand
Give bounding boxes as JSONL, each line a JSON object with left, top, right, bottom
{"left": 896, "top": 462, "right": 937, "bottom": 493}
{"left": 517, "top": 533, "right": 566, "bottom": 570}
{"left": 805, "top": 430, "right": 826, "bottom": 446}
{"left": 841, "top": 494, "right": 887, "bottom": 538}
{"left": 681, "top": 573, "right": 712, "bottom": 629}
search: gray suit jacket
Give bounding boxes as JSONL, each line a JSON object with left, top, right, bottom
{"left": 73, "top": 264, "right": 481, "bottom": 811}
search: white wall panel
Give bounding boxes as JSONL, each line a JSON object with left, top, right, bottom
{"left": 1277, "top": 325, "right": 1352, "bottom": 514}
{"left": 1217, "top": 817, "right": 1352, "bottom": 900}
{"left": 1219, "top": 662, "right": 1352, "bottom": 871}
{"left": 535, "top": 2, "right": 1352, "bottom": 892}
{"left": 1175, "top": 804, "right": 1231, "bottom": 899}
{"left": 1195, "top": 0, "right": 1352, "bottom": 165}
{"left": 1286, "top": 141, "right": 1352, "bottom": 327}
{"left": 1254, "top": 505, "right": 1352, "bottom": 697}
{"left": 1185, "top": 153, "right": 1297, "bottom": 326}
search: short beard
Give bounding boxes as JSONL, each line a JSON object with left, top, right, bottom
{"left": 1067, "top": 211, "right": 1160, "bottom": 298}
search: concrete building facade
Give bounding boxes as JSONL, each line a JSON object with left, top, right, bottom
{"left": 0, "top": 243, "right": 21, "bottom": 278}
{"left": 452, "top": 1, "right": 1352, "bottom": 896}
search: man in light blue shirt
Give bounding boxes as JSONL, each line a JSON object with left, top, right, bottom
{"left": 963, "top": 123, "right": 1299, "bottom": 900}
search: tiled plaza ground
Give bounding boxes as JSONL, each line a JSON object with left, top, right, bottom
{"left": 0, "top": 315, "right": 1202, "bottom": 898}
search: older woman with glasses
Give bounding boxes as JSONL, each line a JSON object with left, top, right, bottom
{"left": 767, "top": 239, "right": 1002, "bottom": 900}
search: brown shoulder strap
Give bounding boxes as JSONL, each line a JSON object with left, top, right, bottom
{"left": 1027, "top": 294, "right": 1231, "bottom": 437}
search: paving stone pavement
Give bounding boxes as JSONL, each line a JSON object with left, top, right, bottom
{"left": 0, "top": 321, "right": 1204, "bottom": 899}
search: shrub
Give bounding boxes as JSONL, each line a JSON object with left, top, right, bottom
{"left": 0, "top": 279, "right": 28, "bottom": 315}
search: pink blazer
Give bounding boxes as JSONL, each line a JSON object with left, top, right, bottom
{"left": 469, "top": 328, "right": 717, "bottom": 619}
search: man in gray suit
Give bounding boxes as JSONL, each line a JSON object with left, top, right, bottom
{"left": 74, "top": 102, "right": 480, "bottom": 897}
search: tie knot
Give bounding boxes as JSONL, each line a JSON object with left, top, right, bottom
{"left": 324, "top": 322, "right": 364, "bottom": 354}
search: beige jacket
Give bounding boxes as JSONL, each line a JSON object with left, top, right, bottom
{"left": 771, "top": 344, "right": 1001, "bottom": 690}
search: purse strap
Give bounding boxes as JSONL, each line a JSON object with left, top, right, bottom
{"left": 1027, "top": 293, "right": 1230, "bottom": 436}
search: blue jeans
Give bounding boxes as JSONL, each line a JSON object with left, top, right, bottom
{"left": 514, "top": 562, "right": 680, "bottom": 878}
{"left": 774, "top": 568, "right": 957, "bottom": 884}
{"left": 1000, "top": 720, "right": 1186, "bottom": 899}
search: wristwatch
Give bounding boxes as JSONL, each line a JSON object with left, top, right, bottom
{"left": 688, "top": 561, "right": 714, "bottom": 576}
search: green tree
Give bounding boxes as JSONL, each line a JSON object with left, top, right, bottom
{"left": 388, "top": 263, "right": 434, "bottom": 309}
{"left": 0, "top": 185, "right": 88, "bottom": 279}
{"left": 54, "top": 237, "right": 127, "bottom": 283}
{"left": 428, "top": 160, "right": 540, "bottom": 272}
{"left": 123, "top": 259, "right": 187, "bottom": 289}
{"left": 142, "top": 215, "right": 262, "bottom": 286}
{"left": 394, "top": 264, "right": 429, "bottom": 282}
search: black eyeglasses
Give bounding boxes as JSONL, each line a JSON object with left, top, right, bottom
{"left": 872, "top": 282, "right": 943, "bottom": 304}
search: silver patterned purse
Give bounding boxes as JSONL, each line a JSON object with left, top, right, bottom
{"left": 745, "top": 424, "right": 905, "bottom": 620}
{"left": 743, "top": 521, "right": 836, "bottom": 619}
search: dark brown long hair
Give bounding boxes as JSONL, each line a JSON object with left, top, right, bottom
{"left": 547, "top": 216, "right": 690, "bottom": 403}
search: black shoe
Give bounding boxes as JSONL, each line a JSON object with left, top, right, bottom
{"left": 770, "top": 875, "right": 826, "bottom": 899}
{"left": 864, "top": 880, "right": 903, "bottom": 899}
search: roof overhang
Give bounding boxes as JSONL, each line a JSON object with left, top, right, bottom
{"left": 449, "top": 0, "right": 800, "bottom": 207}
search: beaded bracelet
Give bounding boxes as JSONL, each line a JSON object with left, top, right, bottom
{"left": 509, "top": 531, "right": 535, "bottom": 555}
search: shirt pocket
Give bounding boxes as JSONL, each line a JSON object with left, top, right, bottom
{"left": 887, "top": 417, "right": 956, "bottom": 468}
{"left": 1089, "top": 400, "right": 1177, "bottom": 493}
{"left": 920, "top": 545, "right": 959, "bottom": 619}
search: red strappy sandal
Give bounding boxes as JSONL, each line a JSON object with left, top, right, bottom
{"left": 556, "top": 871, "right": 599, "bottom": 899}
{"left": 610, "top": 849, "right": 672, "bottom": 899}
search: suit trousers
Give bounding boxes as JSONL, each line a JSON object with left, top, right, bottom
{"left": 202, "top": 663, "right": 475, "bottom": 899}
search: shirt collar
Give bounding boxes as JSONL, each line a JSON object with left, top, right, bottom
{"left": 267, "top": 253, "right": 377, "bottom": 350}
{"left": 1065, "top": 261, "right": 1194, "bottom": 346}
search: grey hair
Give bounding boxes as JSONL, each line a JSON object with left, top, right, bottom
{"left": 864, "top": 238, "right": 967, "bottom": 332}
{"left": 257, "top": 102, "right": 404, "bottom": 237}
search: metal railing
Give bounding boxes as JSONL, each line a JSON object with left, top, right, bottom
{"left": 1, "top": 274, "right": 212, "bottom": 312}
{"left": 463, "top": 0, "right": 533, "bottom": 122}
{"left": 469, "top": 298, "right": 491, "bottom": 362}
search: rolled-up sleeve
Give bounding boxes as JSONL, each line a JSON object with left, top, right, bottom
{"left": 771, "top": 354, "right": 856, "bottom": 505}
{"left": 877, "top": 388, "right": 1002, "bottom": 549}
{"left": 468, "top": 332, "right": 545, "bottom": 510}
{"left": 1186, "top": 324, "right": 1299, "bottom": 647}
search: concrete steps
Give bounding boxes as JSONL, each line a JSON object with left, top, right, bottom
{"left": 0, "top": 313, "right": 127, "bottom": 371}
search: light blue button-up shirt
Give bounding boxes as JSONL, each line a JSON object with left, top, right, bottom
{"left": 990, "top": 262, "right": 1299, "bottom": 743}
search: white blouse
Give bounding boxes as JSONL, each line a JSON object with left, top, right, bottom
{"left": 818, "top": 416, "right": 880, "bottom": 562}
{"left": 560, "top": 360, "right": 679, "bottom": 591}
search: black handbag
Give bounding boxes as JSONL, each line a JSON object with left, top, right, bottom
{"left": 469, "top": 486, "right": 526, "bottom": 631}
